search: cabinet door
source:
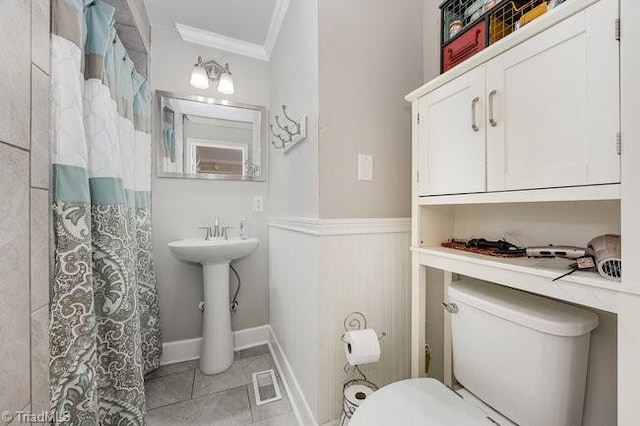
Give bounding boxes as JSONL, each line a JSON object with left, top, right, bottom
{"left": 486, "top": 0, "right": 620, "bottom": 192}
{"left": 418, "top": 65, "right": 486, "bottom": 196}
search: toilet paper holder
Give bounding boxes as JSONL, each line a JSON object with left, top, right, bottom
{"left": 341, "top": 312, "right": 386, "bottom": 378}
{"left": 340, "top": 311, "right": 387, "bottom": 343}
{"left": 340, "top": 312, "right": 382, "bottom": 426}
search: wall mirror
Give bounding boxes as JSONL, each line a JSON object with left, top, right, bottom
{"left": 156, "top": 91, "right": 266, "bottom": 181}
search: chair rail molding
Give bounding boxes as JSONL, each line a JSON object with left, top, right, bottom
{"left": 268, "top": 217, "right": 411, "bottom": 236}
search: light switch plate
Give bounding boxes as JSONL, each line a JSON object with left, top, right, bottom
{"left": 358, "top": 154, "right": 373, "bottom": 181}
{"left": 253, "top": 196, "right": 264, "bottom": 212}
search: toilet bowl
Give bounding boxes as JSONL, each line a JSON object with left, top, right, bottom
{"left": 350, "top": 278, "right": 599, "bottom": 426}
{"left": 349, "top": 378, "right": 494, "bottom": 426}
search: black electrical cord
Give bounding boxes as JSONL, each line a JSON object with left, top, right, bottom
{"left": 552, "top": 264, "right": 579, "bottom": 282}
{"left": 230, "top": 264, "right": 241, "bottom": 313}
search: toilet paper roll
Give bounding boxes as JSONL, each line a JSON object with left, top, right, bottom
{"left": 343, "top": 329, "right": 380, "bottom": 366}
{"left": 344, "top": 384, "right": 374, "bottom": 407}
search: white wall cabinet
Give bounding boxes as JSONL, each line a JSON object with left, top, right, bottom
{"left": 416, "top": 0, "right": 620, "bottom": 197}
{"left": 486, "top": 0, "right": 620, "bottom": 191}
{"left": 418, "top": 66, "right": 486, "bottom": 196}
{"left": 408, "top": 0, "right": 640, "bottom": 423}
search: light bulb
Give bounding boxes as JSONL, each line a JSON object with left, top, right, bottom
{"left": 217, "top": 71, "right": 235, "bottom": 95}
{"left": 190, "top": 65, "right": 210, "bottom": 89}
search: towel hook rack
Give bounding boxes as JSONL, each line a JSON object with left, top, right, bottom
{"left": 270, "top": 105, "right": 307, "bottom": 153}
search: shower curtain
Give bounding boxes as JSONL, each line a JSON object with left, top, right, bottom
{"left": 49, "top": 0, "right": 162, "bottom": 424}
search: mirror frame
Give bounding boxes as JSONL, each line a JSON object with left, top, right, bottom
{"left": 155, "top": 90, "right": 267, "bottom": 181}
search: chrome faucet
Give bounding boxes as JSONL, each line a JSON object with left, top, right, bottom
{"left": 222, "top": 226, "right": 234, "bottom": 240}
{"left": 199, "top": 218, "right": 233, "bottom": 240}
{"left": 198, "top": 226, "right": 214, "bottom": 240}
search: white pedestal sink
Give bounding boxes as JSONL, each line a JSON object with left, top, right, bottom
{"left": 168, "top": 237, "right": 259, "bottom": 374}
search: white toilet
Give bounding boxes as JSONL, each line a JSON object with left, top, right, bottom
{"left": 350, "top": 279, "right": 599, "bottom": 426}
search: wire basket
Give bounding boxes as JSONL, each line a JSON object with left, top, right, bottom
{"left": 441, "top": 0, "right": 486, "bottom": 44}
{"left": 489, "top": 0, "right": 549, "bottom": 45}
{"left": 439, "top": 0, "right": 566, "bottom": 71}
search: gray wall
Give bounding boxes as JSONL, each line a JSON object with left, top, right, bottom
{"left": 268, "top": 0, "right": 320, "bottom": 218}
{"left": 423, "top": 0, "right": 442, "bottom": 81}
{"left": 151, "top": 25, "right": 270, "bottom": 342}
{"left": 0, "top": 0, "right": 51, "bottom": 419}
{"left": 317, "top": 0, "right": 424, "bottom": 219}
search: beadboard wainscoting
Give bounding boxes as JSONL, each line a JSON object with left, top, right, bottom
{"left": 318, "top": 231, "right": 412, "bottom": 423}
{"left": 269, "top": 218, "right": 412, "bottom": 424}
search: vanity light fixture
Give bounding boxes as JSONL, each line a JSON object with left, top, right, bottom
{"left": 190, "top": 56, "right": 235, "bottom": 95}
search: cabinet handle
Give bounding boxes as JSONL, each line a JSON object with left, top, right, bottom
{"left": 489, "top": 89, "right": 497, "bottom": 127}
{"left": 471, "top": 97, "right": 480, "bottom": 132}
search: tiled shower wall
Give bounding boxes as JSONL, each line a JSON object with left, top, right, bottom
{"left": 0, "top": 0, "right": 51, "bottom": 422}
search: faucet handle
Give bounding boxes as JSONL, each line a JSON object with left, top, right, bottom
{"left": 198, "top": 226, "right": 213, "bottom": 240}
{"left": 222, "top": 226, "right": 234, "bottom": 240}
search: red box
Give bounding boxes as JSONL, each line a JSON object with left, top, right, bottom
{"left": 442, "top": 21, "right": 487, "bottom": 72}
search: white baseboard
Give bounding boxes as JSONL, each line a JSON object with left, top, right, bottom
{"left": 234, "top": 324, "right": 271, "bottom": 350}
{"left": 161, "top": 337, "right": 202, "bottom": 366}
{"left": 160, "top": 325, "right": 270, "bottom": 366}
{"left": 268, "top": 327, "right": 318, "bottom": 426}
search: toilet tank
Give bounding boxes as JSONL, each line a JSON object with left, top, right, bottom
{"left": 448, "top": 279, "right": 599, "bottom": 426}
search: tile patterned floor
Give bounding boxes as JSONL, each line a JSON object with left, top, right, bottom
{"left": 145, "top": 345, "right": 298, "bottom": 426}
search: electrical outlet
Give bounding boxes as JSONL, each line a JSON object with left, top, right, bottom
{"left": 358, "top": 154, "right": 373, "bottom": 181}
{"left": 253, "top": 196, "right": 264, "bottom": 212}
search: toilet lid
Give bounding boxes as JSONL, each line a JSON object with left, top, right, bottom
{"left": 349, "top": 378, "right": 493, "bottom": 426}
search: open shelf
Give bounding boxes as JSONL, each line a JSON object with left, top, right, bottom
{"left": 413, "top": 246, "right": 638, "bottom": 300}
{"left": 418, "top": 184, "right": 620, "bottom": 205}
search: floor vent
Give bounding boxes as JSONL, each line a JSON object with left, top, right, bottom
{"left": 252, "top": 369, "right": 282, "bottom": 405}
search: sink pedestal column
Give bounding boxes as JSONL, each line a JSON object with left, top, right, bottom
{"left": 200, "top": 262, "right": 234, "bottom": 374}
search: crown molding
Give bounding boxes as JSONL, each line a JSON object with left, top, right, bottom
{"left": 175, "top": 22, "right": 269, "bottom": 61}
{"left": 174, "top": 0, "right": 289, "bottom": 62}
{"left": 264, "top": 0, "right": 290, "bottom": 58}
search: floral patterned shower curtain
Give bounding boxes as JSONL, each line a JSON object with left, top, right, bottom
{"left": 49, "top": 0, "right": 162, "bottom": 424}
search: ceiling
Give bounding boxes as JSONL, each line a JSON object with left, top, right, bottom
{"left": 147, "top": 0, "right": 277, "bottom": 45}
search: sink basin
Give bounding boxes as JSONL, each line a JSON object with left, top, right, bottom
{"left": 168, "top": 237, "right": 259, "bottom": 265}
{"left": 168, "top": 237, "right": 259, "bottom": 374}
